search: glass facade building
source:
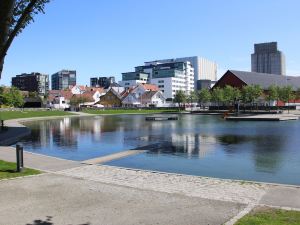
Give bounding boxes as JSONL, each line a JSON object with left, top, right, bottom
{"left": 51, "top": 70, "right": 76, "bottom": 90}
{"left": 90, "top": 76, "right": 115, "bottom": 88}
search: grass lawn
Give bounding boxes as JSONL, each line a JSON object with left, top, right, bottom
{"left": 235, "top": 207, "right": 300, "bottom": 225}
{"left": 0, "top": 110, "right": 74, "bottom": 120}
{"left": 83, "top": 109, "right": 180, "bottom": 115}
{"left": 0, "top": 160, "right": 41, "bottom": 180}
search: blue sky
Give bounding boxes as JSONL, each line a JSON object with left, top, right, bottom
{"left": 1, "top": 0, "right": 300, "bottom": 86}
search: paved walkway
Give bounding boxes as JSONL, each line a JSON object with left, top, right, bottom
{"left": 1, "top": 148, "right": 300, "bottom": 225}
{"left": 0, "top": 173, "right": 244, "bottom": 225}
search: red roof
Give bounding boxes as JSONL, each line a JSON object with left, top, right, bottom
{"left": 141, "top": 84, "right": 159, "bottom": 91}
{"left": 48, "top": 90, "right": 73, "bottom": 101}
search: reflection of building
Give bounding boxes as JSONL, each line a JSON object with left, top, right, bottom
{"left": 170, "top": 133, "right": 217, "bottom": 158}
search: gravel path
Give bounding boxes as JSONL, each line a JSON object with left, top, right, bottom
{"left": 58, "top": 164, "right": 267, "bottom": 205}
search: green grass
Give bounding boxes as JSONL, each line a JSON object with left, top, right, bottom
{"left": 235, "top": 207, "right": 300, "bottom": 225}
{"left": 83, "top": 109, "right": 180, "bottom": 115}
{"left": 0, "top": 110, "right": 74, "bottom": 120}
{"left": 0, "top": 160, "right": 41, "bottom": 180}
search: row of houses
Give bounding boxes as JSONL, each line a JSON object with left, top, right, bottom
{"left": 47, "top": 83, "right": 166, "bottom": 109}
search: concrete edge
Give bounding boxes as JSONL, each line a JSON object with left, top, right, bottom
{"left": 0, "top": 172, "right": 47, "bottom": 182}
{"left": 95, "top": 164, "right": 300, "bottom": 189}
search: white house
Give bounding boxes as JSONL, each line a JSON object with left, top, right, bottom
{"left": 140, "top": 91, "right": 166, "bottom": 107}
{"left": 122, "top": 92, "right": 141, "bottom": 107}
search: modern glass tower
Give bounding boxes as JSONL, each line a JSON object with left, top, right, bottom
{"left": 251, "top": 42, "right": 286, "bottom": 75}
{"left": 51, "top": 70, "right": 76, "bottom": 90}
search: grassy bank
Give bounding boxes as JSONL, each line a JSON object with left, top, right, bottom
{"left": 235, "top": 207, "right": 300, "bottom": 225}
{"left": 83, "top": 109, "right": 180, "bottom": 115}
{"left": 0, "top": 110, "right": 74, "bottom": 120}
{"left": 0, "top": 160, "right": 41, "bottom": 180}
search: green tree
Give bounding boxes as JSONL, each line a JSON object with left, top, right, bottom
{"left": 0, "top": 0, "right": 50, "bottom": 78}
{"left": 278, "top": 86, "right": 295, "bottom": 113}
{"left": 2, "top": 87, "right": 24, "bottom": 107}
{"left": 211, "top": 87, "right": 224, "bottom": 109}
{"left": 188, "top": 90, "right": 197, "bottom": 104}
{"left": 197, "top": 89, "right": 211, "bottom": 108}
{"left": 223, "top": 85, "right": 235, "bottom": 106}
{"left": 241, "top": 85, "right": 262, "bottom": 110}
{"left": 173, "top": 90, "right": 187, "bottom": 109}
{"left": 265, "top": 85, "right": 279, "bottom": 110}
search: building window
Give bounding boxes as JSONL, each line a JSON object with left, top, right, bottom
{"left": 158, "top": 80, "right": 164, "bottom": 83}
{"left": 158, "top": 85, "right": 164, "bottom": 88}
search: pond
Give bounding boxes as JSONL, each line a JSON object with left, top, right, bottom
{"left": 17, "top": 114, "right": 300, "bottom": 185}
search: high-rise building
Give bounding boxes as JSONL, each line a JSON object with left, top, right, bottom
{"left": 135, "top": 61, "right": 194, "bottom": 100}
{"left": 51, "top": 70, "right": 76, "bottom": 90}
{"left": 251, "top": 42, "right": 286, "bottom": 75}
{"left": 90, "top": 76, "right": 115, "bottom": 88}
{"left": 11, "top": 72, "right": 49, "bottom": 95}
{"left": 145, "top": 56, "right": 217, "bottom": 90}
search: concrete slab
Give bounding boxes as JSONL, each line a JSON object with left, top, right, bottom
{"left": 82, "top": 150, "right": 146, "bottom": 164}
{"left": 0, "top": 173, "right": 245, "bottom": 225}
{"left": 0, "top": 146, "right": 83, "bottom": 172}
{"left": 226, "top": 114, "right": 299, "bottom": 121}
{"left": 259, "top": 186, "right": 300, "bottom": 209}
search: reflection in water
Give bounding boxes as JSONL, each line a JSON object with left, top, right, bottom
{"left": 17, "top": 115, "right": 300, "bottom": 185}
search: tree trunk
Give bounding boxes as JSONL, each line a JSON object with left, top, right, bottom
{"left": 0, "top": 0, "right": 15, "bottom": 78}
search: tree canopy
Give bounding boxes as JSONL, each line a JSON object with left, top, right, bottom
{"left": 173, "top": 90, "right": 186, "bottom": 108}
{"left": 0, "top": 0, "right": 50, "bottom": 78}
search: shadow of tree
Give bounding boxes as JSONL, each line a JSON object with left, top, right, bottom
{"left": 25, "top": 216, "right": 91, "bottom": 225}
{"left": 0, "top": 169, "right": 16, "bottom": 173}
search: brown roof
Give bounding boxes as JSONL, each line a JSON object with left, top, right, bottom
{"left": 72, "top": 92, "right": 94, "bottom": 102}
{"left": 48, "top": 90, "right": 73, "bottom": 101}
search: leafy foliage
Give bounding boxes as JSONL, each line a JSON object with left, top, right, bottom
{"left": 0, "top": 86, "right": 24, "bottom": 107}
{"left": 197, "top": 89, "right": 211, "bottom": 105}
{"left": 211, "top": 87, "right": 224, "bottom": 108}
{"left": 10, "top": 0, "right": 50, "bottom": 37}
{"left": 278, "top": 86, "right": 295, "bottom": 104}
{"left": 173, "top": 90, "right": 187, "bottom": 107}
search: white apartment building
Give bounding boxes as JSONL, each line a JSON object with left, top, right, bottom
{"left": 118, "top": 72, "right": 149, "bottom": 89}
{"left": 145, "top": 56, "right": 217, "bottom": 90}
{"left": 135, "top": 61, "right": 194, "bottom": 100}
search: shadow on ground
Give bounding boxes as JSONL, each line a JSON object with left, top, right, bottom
{"left": 25, "top": 216, "right": 90, "bottom": 225}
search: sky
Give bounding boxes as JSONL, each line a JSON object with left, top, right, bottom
{"left": 1, "top": 0, "right": 300, "bottom": 86}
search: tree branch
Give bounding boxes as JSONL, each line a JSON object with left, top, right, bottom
{"left": 0, "top": 0, "right": 38, "bottom": 78}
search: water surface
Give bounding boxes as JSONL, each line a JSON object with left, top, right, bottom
{"left": 18, "top": 114, "right": 300, "bottom": 185}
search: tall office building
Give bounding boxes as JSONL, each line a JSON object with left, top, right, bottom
{"left": 12, "top": 72, "right": 49, "bottom": 95}
{"left": 251, "top": 42, "right": 286, "bottom": 75}
{"left": 90, "top": 76, "right": 115, "bottom": 88}
{"left": 51, "top": 70, "right": 76, "bottom": 90}
{"left": 145, "top": 56, "right": 217, "bottom": 90}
